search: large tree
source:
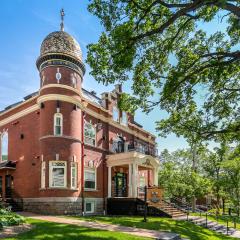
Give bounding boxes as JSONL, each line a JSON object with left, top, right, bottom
{"left": 87, "top": 0, "right": 240, "bottom": 141}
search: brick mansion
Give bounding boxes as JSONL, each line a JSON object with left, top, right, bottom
{"left": 0, "top": 13, "right": 160, "bottom": 215}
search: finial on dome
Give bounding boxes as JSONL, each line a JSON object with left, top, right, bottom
{"left": 60, "top": 8, "right": 65, "bottom": 31}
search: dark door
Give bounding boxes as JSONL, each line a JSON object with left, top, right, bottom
{"left": 114, "top": 173, "right": 127, "bottom": 197}
{"left": 5, "top": 175, "right": 12, "bottom": 198}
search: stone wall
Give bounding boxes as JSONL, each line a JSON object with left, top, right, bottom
{"left": 22, "top": 197, "right": 104, "bottom": 215}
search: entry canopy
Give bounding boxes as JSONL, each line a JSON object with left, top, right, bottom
{"left": 0, "top": 161, "right": 16, "bottom": 170}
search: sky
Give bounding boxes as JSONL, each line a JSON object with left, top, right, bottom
{"left": 0, "top": 0, "right": 225, "bottom": 152}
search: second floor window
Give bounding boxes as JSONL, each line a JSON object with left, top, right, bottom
{"left": 113, "top": 106, "right": 119, "bottom": 122}
{"left": 54, "top": 113, "right": 63, "bottom": 136}
{"left": 1, "top": 131, "right": 8, "bottom": 161}
{"left": 84, "top": 122, "right": 96, "bottom": 146}
{"left": 121, "top": 111, "right": 128, "bottom": 126}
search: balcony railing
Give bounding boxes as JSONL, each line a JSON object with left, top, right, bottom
{"left": 112, "top": 142, "right": 159, "bottom": 158}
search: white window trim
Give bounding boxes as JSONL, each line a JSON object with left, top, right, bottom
{"left": 49, "top": 161, "right": 67, "bottom": 188}
{"left": 112, "top": 106, "right": 119, "bottom": 122}
{"left": 84, "top": 121, "right": 96, "bottom": 147}
{"left": 41, "top": 161, "right": 46, "bottom": 189}
{"left": 121, "top": 111, "right": 128, "bottom": 126}
{"left": 71, "top": 162, "right": 78, "bottom": 189}
{"left": 84, "top": 167, "right": 97, "bottom": 191}
{"left": 85, "top": 201, "right": 95, "bottom": 214}
{"left": 54, "top": 113, "right": 63, "bottom": 136}
{"left": 0, "top": 131, "right": 8, "bottom": 162}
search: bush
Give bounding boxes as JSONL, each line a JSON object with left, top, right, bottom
{"left": 0, "top": 208, "right": 25, "bottom": 227}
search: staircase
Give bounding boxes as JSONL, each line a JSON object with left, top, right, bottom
{"left": 148, "top": 199, "right": 186, "bottom": 218}
{"left": 187, "top": 216, "right": 240, "bottom": 238}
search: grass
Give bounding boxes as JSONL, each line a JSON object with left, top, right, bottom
{"left": 5, "top": 218, "right": 150, "bottom": 240}
{"left": 191, "top": 212, "right": 240, "bottom": 230}
{"left": 68, "top": 215, "right": 239, "bottom": 240}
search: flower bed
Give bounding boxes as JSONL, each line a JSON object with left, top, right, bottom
{"left": 0, "top": 208, "right": 25, "bottom": 229}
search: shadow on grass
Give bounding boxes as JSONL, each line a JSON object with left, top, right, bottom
{"left": 71, "top": 216, "right": 237, "bottom": 240}
{"left": 5, "top": 219, "right": 148, "bottom": 240}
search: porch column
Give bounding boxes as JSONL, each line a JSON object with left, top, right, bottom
{"left": 128, "top": 164, "right": 132, "bottom": 197}
{"left": 153, "top": 167, "right": 159, "bottom": 186}
{"left": 108, "top": 166, "right": 112, "bottom": 198}
{"left": 132, "top": 163, "right": 138, "bottom": 198}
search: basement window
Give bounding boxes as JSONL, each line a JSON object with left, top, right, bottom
{"left": 85, "top": 201, "right": 95, "bottom": 214}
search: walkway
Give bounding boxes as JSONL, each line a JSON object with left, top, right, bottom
{"left": 20, "top": 212, "right": 181, "bottom": 240}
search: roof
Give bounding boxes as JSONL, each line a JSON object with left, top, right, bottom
{"left": 82, "top": 88, "right": 102, "bottom": 106}
{"left": 0, "top": 161, "right": 16, "bottom": 170}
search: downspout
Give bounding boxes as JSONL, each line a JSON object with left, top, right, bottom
{"left": 81, "top": 110, "right": 85, "bottom": 215}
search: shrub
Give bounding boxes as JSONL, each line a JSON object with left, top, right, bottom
{"left": 0, "top": 208, "right": 25, "bottom": 227}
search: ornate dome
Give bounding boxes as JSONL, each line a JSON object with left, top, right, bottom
{"left": 40, "top": 31, "right": 82, "bottom": 62}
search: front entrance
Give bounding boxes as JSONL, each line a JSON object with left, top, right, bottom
{"left": 114, "top": 172, "right": 127, "bottom": 197}
{"left": 5, "top": 175, "right": 12, "bottom": 198}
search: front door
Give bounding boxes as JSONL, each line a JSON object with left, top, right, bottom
{"left": 114, "top": 172, "right": 127, "bottom": 197}
{"left": 5, "top": 175, "right": 12, "bottom": 198}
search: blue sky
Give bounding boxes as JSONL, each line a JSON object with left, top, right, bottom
{"left": 0, "top": 0, "right": 224, "bottom": 152}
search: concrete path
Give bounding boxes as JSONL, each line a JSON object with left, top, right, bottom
{"left": 20, "top": 212, "right": 181, "bottom": 240}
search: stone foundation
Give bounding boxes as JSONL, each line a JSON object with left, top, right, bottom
{"left": 22, "top": 197, "right": 104, "bottom": 215}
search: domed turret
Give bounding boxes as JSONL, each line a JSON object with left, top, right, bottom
{"left": 36, "top": 11, "right": 85, "bottom": 76}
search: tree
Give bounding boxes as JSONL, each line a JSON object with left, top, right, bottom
{"left": 87, "top": 0, "right": 240, "bottom": 141}
{"left": 222, "top": 145, "right": 240, "bottom": 215}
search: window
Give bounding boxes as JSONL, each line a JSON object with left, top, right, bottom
{"left": 84, "top": 168, "right": 96, "bottom": 190}
{"left": 41, "top": 161, "right": 46, "bottom": 189}
{"left": 71, "top": 162, "right": 77, "bottom": 189}
{"left": 121, "top": 111, "right": 128, "bottom": 126}
{"left": 85, "top": 201, "right": 95, "bottom": 213}
{"left": 139, "top": 176, "right": 146, "bottom": 187}
{"left": 71, "top": 75, "right": 77, "bottom": 88}
{"left": 49, "top": 161, "right": 67, "bottom": 188}
{"left": 84, "top": 122, "right": 96, "bottom": 146}
{"left": 1, "top": 131, "right": 8, "bottom": 161}
{"left": 54, "top": 113, "right": 63, "bottom": 136}
{"left": 113, "top": 106, "right": 119, "bottom": 122}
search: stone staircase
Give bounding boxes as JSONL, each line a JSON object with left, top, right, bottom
{"left": 148, "top": 200, "right": 186, "bottom": 218}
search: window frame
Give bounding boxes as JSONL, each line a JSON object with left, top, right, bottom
{"left": 84, "top": 167, "right": 97, "bottom": 191}
{"left": 41, "top": 161, "right": 46, "bottom": 189}
{"left": 49, "top": 161, "right": 67, "bottom": 188}
{"left": 84, "top": 121, "right": 96, "bottom": 147}
{"left": 71, "top": 162, "right": 78, "bottom": 189}
{"left": 85, "top": 201, "right": 95, "bottom": 214}
{"left": 54, "top": 113, "right": 63, "bottom": 136}
{"left": 0, "top": 131, "right": 8, "bottom": 162}
{"left": 121, "top": 111, "right": 128, "bottom": 126}
{"left": 112, "top": 106, "right": 119, "bottom": 122}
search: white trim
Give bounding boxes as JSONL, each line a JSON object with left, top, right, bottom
{"left": 71, "top": 162, "right": 77, "bottom": 189}
{"left": 85, "top": 200, "right": 95, "bottom": 214}
{"left": 0, "top": 105, "right": 39, "bottom": 127}
{"left": 37, "top": 94, "right": 156, "bottom": 144}
{"left": 49, "top": 161, "right": 67, "bottom": 188}
{"left": 54, "top": 113, "right": 63, "bottom": 136}
{"left": 41, "top": 161, "right": 46, "bottom": 189}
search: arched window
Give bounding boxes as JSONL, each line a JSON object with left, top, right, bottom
{"left": 54, "top": 113, "right": 63, "bottom": 136}
{"left": 121, "top": 111, "right": 128, "bottom": 126}
{"left": 113, "top": 106, "right": 119, "bottom": 122}
{"left": 1, "top": 131, "right": 8, "bottom": 161}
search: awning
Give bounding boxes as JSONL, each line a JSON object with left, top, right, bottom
{"left": 0, "top": 161, "right": 16, "bottom": 170}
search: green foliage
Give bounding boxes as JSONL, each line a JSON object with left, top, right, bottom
{"left": 87, "top": 0, "right": 240, "bottom": 142}
{"left": 0, "top": 208, "right": 25, "bottom": 227}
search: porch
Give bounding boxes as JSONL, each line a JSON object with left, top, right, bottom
{"left": 106, "top": 151, "right": 160, "bottom": 198}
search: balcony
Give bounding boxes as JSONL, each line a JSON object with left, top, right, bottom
{"left": 111, "top": 142, "right": 159, "bottom": 158}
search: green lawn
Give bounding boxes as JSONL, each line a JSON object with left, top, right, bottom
{"left": 191, "top": 212, "right": 240, "bottom": 230}
{"left": 5, "top": 218, "right": 150, "bottom": 240}
{"left": 69, "top": 216, "right": 238, "bottom": 240}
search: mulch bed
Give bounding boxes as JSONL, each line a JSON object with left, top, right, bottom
{"left": 0, "top": 224, "right": 33, "bottom": 238}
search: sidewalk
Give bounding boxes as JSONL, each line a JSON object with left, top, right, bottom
{"left": 20, "top": 212, "right": 181, "bottom": 240}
